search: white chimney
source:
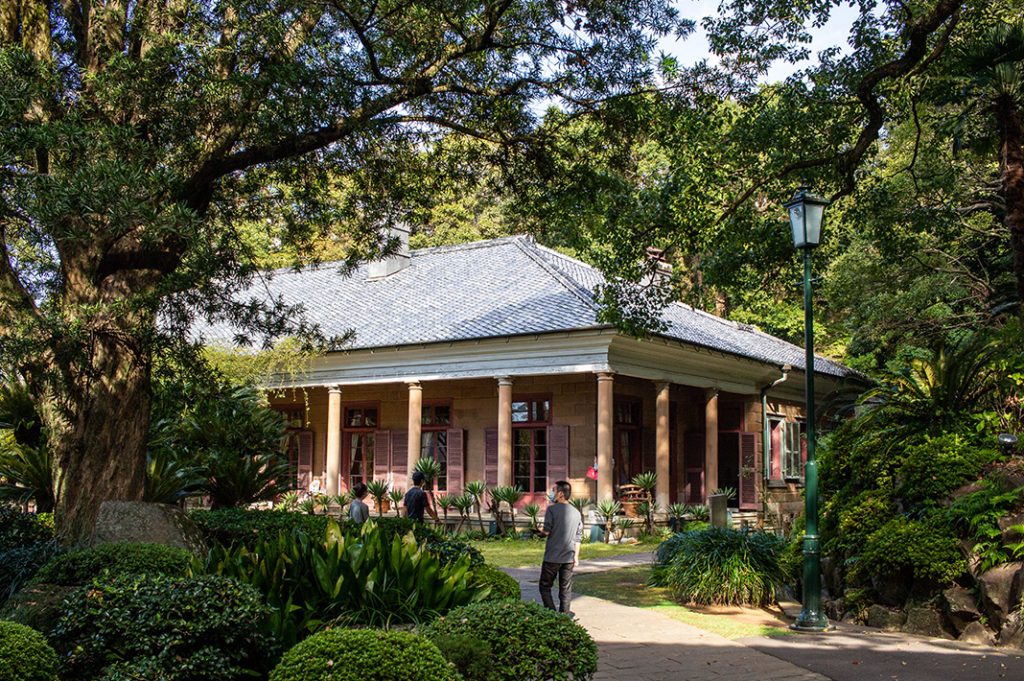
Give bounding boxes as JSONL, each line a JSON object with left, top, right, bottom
{"left": 367, "top": 224, "right": 411, "bottom": 279}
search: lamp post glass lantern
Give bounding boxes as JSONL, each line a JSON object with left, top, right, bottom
{"left": 785, "top": 185, "right": 833, "bottom": 633}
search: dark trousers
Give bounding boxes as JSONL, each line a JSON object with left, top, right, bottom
{"left": 539, "top": 560, "right": 574, "bottom": 613}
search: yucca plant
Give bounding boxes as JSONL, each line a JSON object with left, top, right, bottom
{"left": 435, "top": 494, "right": 454, "bottom": 533}
{"left": 635, "top": 500, "right": 660, "bottom": 536}
{"left": 569, "top": 496, "right": 590, "bottom": 516}
{"left": 278, "top": 491, "right": 301, "bottom": 511}
{"left": 523, "top": 502, "right": 541, "bottom": 532}
{"left": 297, "top": 497, "right": 318, "bottom": 515}
{"left": 632, "top": 471, "right": 658, "bottom": 534}
{"left": 616, "top": 517, "right": 636, "bottom": 540}
{"left": 452, "top": 493, "right": 475, "bottom": 534}
{"left": 366, "top": 480, "right": 390, "bottom": 518}
{"left": 690, "top": 504, "right": 710, "bottom": 522}
{"left": 414, "top": 457, "right": 443, "bottom": 505}
{"left": 464, "top": 481, "right": 488, "bottom": 534}
{"left": 711, "top": 487, "right": 737, "bottom": 501}
{"left": 330, "top": 492, "right": 352, "bottom": 516}
{"left": 490, "top": 485, "right": 524, "bottom": 535}
{"left": 597, "top": 500, "right": 621, "bottom": 543}
{"left": 667, "top": 502, "right": 690, "bottom": 531}
{"left": 388, "top": 489, "right": 405, "bottom": 516}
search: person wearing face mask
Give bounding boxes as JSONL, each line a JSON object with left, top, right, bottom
{"left": 537, "top": 480, "right": 583, "bottom": 615}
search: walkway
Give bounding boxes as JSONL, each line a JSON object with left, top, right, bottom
{"left": 503, "top": 553, "right": 1024, "bottom": 681}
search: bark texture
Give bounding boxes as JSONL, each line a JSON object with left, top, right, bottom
{"left": 997, "top": 94, "right": 1024, "bottom": 312}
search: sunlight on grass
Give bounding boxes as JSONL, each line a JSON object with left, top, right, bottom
{"left": 472, "top": 537, "right": 661, "bottom": 568}
{"left": 572, "top": 565, "right": 795, "bottom": 640}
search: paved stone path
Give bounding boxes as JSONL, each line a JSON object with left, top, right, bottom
{"left": 503, "top": 553, "right": 1024, "bottom": 681}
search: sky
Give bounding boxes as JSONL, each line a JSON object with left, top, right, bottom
{"left": 658, "top": 0, "right": 863, "bottom": 82}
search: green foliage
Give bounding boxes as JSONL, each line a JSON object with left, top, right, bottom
{"left": 470, "top": 564, "right": 521, "bottom": 601}
{"left": 144, "top": 446, "right": 206, "bottom": 504}
{"left": 366, "top": 480, "right": 390, "bottom": 518}
{"left": 149, "top": 385, "right": 294, "bottom": 509}
{"left": 597, "top": 500, "right": 621, "bottom": 542}
{"left": 424, "top": 600, "right": 597, "bottom": 681}
{"left": 0, "top": 620, "right": 59, "bottom": 681}
{"left": 569, "top": 497, "right": 590, "bottom": 515}
{"left": 0, "top": 437, "right": 55, "bottom": 513}
{"left": 948, "top": 476, "right": 1024, "bottom": 571}
{"left": 49, "top": 575, "right": 277, "bottom": 681}
{"left": 631, "top": 471, "right": 658, "bottom": 494}
{"left": 425, "top": 537, "right": 484, "bottom": 569}
{"left": 0, "top": 540, "right": 62, "bottom": 604}
{"left": 414, "top": 457, "right": 443, "bottom": 486}
{"left": 205, "top": 520, "right": 486, "bottom": 646}
{"left": 429, "top": 633, "right": 495, "bottom": 681}
{"left": 895, "top": 434, "right": 998, "bottom": 508}
{"left": 826, "top": 489, "right": 893, "bottom": 558}
{"left": 0, "top": 506, "right": 53, "bottom": 548}
{"left": 270, "top": 629, "right": 461, "bottom": 681}
{"left": 34, "top": 542, "right": 195, "bottom": 586}
{"left": 650, "top": 528, "right": 787, "bottom": 607}
{"left": 853, "top": 515, "right": 965, "bottom": 585}
{"left": 189, "top": 508, "right": 332, "bottom": 549}
{"left": 523, "top": 502, "right": 541, "bottom": 530}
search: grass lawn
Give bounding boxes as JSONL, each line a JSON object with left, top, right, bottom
{"left": 472, "top": 536, "right": 662, "bottom": 568}
{"left": 572, "top": 565, "right": 794, "bottom": 640}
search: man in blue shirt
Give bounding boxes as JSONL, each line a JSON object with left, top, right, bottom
{"left": 403, "top": 471, "right": 439, "bottom": 523}
{"left": 538, "top": 480, "right": 583, "bottom": 614}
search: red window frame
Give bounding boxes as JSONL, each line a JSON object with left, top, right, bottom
{"left": 420, "top": 400, "right": 453, "bottom": 493}
{"left": 511, "top": 394, "right": 552, "bottom": 495}
{"left": 343, "top": 402, "right": 379, "bottom": 491}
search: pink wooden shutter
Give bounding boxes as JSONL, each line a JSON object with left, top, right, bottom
{"left": 391, "top": 431, "right": 409, "bottom": 490}
{"left": 484, "top": 427, "right": 498, "bottom": 487}
{"left": 800, "top": 427, "right": 808, "bottom": 467}
{"left": 738, "top": 432, "right": 758, "bottom": 510}
{"left": 296, "top": 430, "right": 314, "bottom": 492}
{"left": 683, "top": 432, "right": 705, "bottom": 505}
{"left": 373, "top": 430, "right": 391, "bottom": 483}
{"left": 446, "top": 428, "right": 464, "bottom": 494}
{"left": 546, "top": 425, "right": 569, "bottom": 489}
{"left": 642, "top": 428, "right": 656, "bottom": 471}
{"left": 770, "top": 421, "right": 782, "bottom": 480}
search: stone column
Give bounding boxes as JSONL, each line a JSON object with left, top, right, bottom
{"left": 596, "top": 371, "right": 615, "bottom": 502}
{"left": 325, "top": 386, "right": 342, "bottom": 495}
{"left": 407, "top": 381, "right": 423, "bottom": 484}
{"left": 704, "top": 388, "right": 719, "bottom": 500}
{"left": 655, "top": 381, "right": 671, "bottom": 509}
{"left": 497, "top": 376, "right": 513, "bottom": 486}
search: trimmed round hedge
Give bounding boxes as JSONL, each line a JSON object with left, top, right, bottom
{"left": 0, "top": 619, "right": 59, "bottom": 681}
{"left": 34, "top": 542, "right": 193, "bottom": 586}
{"left": 423, "top": 600, "right": 597, "bottom": 681}
{"left": 270, "top": 628, "right": 461, "bottom": 681}
{"left": 49, "top": 574, "right": 277, "bottom": 681}
{"left": 470, "top": 564, "right": 521, "bottom": 601}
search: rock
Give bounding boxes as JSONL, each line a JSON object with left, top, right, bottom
{"left": 902, "top": 607, "right": 955, "bottom": 639}
{"left": 866, "top": 604, "right": 907, "bottom": 631}
{"left": 999, "top": 513, "right": 1024, "bottom": 545}
{"left": 950, "top": 481, "right": 987, "bottom": 499}
{"left": 871, "top": 574, "right": 910, "bottom": 607}
{"left": 941, "top": 586, "right": 982, "bottom": 634}
{"left": 999, "top": 612, "right": 1024, "bottom": 650}
{"left": 824, "top": 597, "right": 846, "bottom": 621}
{"left": 90, "top": 501, "right": 207, "bottom": 557}
{"left": 958, "top": 621, "right": 995, "bottom": 646}
{"left": 977, "top": 562, "right": 1024, "bottom": 629}
{"left": 0, "top": 583, "right": 77, "bottom": 634}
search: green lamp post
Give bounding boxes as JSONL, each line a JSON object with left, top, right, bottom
{"left": 785, "top": 185, "right": 833, "bottom": 632}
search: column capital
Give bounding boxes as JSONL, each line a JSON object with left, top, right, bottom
{"left": 406, "top": 380, "right": 422, "bottom": 390}
{"left": 328, "top": 385, "right": 343, "bottom": 395}
{"left": 596, "top": 371, "right": 615, "bottom": 382}
{"left": 705, "top": 386, "right": 719, "bottom": 399}
{"left": 496, "top": 375, "right": 514, "bottom": 387}
{"left": 655, "top": 380, "right": 671, "bottom": 392}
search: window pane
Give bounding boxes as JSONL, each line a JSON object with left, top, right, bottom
{"left": 435, "top": 405, "right": 451, "bottom": 425}
{"left": 421, "top": 432, "right": 435, "bottom": 459}
{"left": 533, "top": 400, "right": 549, "bottom": 422}
{"left": 422, "top": 406, "right": 433, "bottom": 425}
{"left": 347, "top": 409, "right": 362, "bottom": 427}
{"left": 364, "top": 409, "right": 377, "bottom": 427}
{"left": 512, "top": 401, "right": 529, "bottom": 422}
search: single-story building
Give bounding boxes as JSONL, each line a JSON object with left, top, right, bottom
{"left": 197, "top": 229, "right": 855, "bottom": 521}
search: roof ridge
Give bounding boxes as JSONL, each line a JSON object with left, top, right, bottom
{"left": 511, "top": 238, "right": 601, "bottom": 311}
{"left": 410, "top": 234, "right": 525, "bottom": 257}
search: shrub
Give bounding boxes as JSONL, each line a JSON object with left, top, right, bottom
{"left": 0, "top": 619, "right": 59, "bottom": 681}
{"left": 206, "top": 519, "right": 486, "bottom": 646}
{"left": 190, "top": 508, "right": 331, "bottom": 549}
{"left": 0, "top": 539, "right": 62, "bottom": 604}
{"left": 371, "top": 516, "right": 443, "bottom": 545}
{"left": 650, "top": 528, "right": 787, "bottom": 607}
{"left": 0, "top": 582, "right": 77, "bottom": 634}
{"left": 947, "top": 476, "right": 1024, "bottom": 571}
{"left": 270, "top": 629, "right": 460, "bottom": 681}
{"left": 423, "top": 600, "right": 597, "bottom": 681}
{"left": 0, "top": 506, "right": 53, "bottom": 549}
{"left": 852, "top": 514, "right": 965, "bottom": 585}
{"left": 471, "top": 564, "right": 520, "bottom": 601}
{"left": 34, "top": 542, "right": 194, "bottom": 586}
{"left": 48, "top": 574, "right": 277, "bottom": 681}
{"left": 430, "top": 633, "right": 494, "bottom": 680}
{"left": 427, "top": 536, "right": 484, "bottom": 568}
{"left": 895, "top": 434, "right": 997, "bottom": 508}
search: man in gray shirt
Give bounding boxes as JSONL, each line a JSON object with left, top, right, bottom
{"left": 538, "top": 480, "right": 583, "bottom": 614}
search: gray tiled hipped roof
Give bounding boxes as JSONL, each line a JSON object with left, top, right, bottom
{"left": 196, "top": 235, "right": 851, "bottom": 377}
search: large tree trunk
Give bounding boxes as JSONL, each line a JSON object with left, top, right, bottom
{"left": 997, "top": 94, "right": 1024, "bottom": 314}
{"left": 44, "top": 329, "right": 152, "bottom": 545}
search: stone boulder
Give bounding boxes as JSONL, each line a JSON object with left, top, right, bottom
{"left": 941, "top": 586, "right": 982, "bottom": 634}
{"left": 902, "top": 607, "right": 955, "bottom": 640}
{"left": 865, "top": 604, "right": 907, "bottom": 631}
{"left": 999, "top": 612, "right": 1024, "bottom": 650}
{"left": 999, "top": 513, "right": 1024, "bottom": 545}
{"left": 958, "top": 621, "right": 995, "bottom": 647}
{"left": 871, "top": 573, "right": 910, "bottom": 607}
{"left": 977, "top": 562, "right": 1024, "bottom": 629}
{"left": 0, "top": 583, "right": 77, "bottom": 634}
{"left": 89, "top": 501, "right": 207, "bottom": 557}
